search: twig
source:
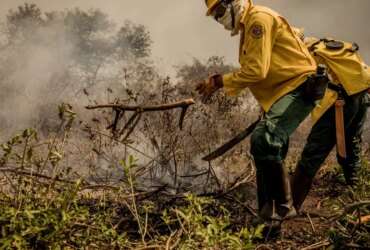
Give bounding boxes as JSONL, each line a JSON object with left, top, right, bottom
{"left": 1, "top": 172, "right": 18, "bottom": 193}
{"left": 125, "top": 164, "right": 146, "bottom": 246}
{"left": 121, "top": 111, "right": 142, "bottom": 141}
{"left": 205, "top": 160, "right": 221, "bottom": 189}
{"left": 346, "top": 242, "right": 365, "bottom": 249}
{"left": 106, "top": 108, "right": 124, "bottom": 132}
{"left": 172, "top": 148, "right": 178, "bottom": 187}
{"left": 179, "top": 170, "right": 209, "bottom": 178}
{"left": 173, "top": 208, "right": 188, "bottom": 235}
{"left": 134, "top": 245, "right": 162, "bottom": 250}
{"left": 224, "top": 194, "right": 258, "bottom": 217}
{"left": 0, "top": 167, "right": 75, "bottom": 184}
{"left": 217, "top": 161, "right": 254, "bottom": 197}
{"left": 40, "top": 122, "right": 64, "bottom": 173}
{"left": 20, "top": 136, "right": 29, "bottom": 169}
{"left": 178, "top": 106, "right": 189, "bottom": 130}
{"left": 165, "top": 230, "right": 176, "bottom": 250}
{"left": 170, "top": 229, "right": 183, "bottom": 250}
{"left": 299, "top": 210, "right": 331, "bottom": 219}
{"left": 349, "top": 208, "right": 362, "bottom": 237}
{"left": 301, "top": 239, "right": 331, "bottom": 250}
{"left": 344, "top": 201, "right": 370, "bottom": 212}
{"left": 255, "top": 244, "right": 274, "bottom": 250}
{"left": 85, "top": 128, "right": 160, "bottom": 162}
{"left": 330, "top": 201, "right": 370, "bottom": 221}
{"left": 306, "top": 212, "right": 316, "bottom": 234}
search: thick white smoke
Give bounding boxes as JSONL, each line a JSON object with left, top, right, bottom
{"left": 0, "top": 19, "right": 73, "bottom": 136}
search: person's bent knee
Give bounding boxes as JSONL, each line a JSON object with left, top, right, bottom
{"left": 250, "top": 124, "right": 287, "bottom": 163}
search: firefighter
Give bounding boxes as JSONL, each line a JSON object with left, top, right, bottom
{"left": 291, "top": 29, "right": 370, "bottom": 212}
{"left": 197, "top": 0, "right": 320, "bottom": 236}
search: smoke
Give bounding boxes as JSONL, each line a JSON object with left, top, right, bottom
{"left": 0, "top": 17, "right": 73, "bottom": 136}
{"left": 0, "top": 6, "right": 150, "bottom": 138}
{"left": 0, "top": 1, "right": 369, "bottom": 67}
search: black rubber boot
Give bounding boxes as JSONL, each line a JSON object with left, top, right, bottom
{"left": 262, "top": 163, "right": 298, "bottom": 240}
{"left": 254, "top": 160, "right": 296, "bottom": 241}
{"left": 291, "top": 165, "right": 314, "bottom": 212}
{"left": 338, "top": 155, "right": 361, "bottom": 186}
{"left": 258, "top": 161, "right": 296, "bottom": 220}
{"left": 256, "top": 167, "right": 269, "bottom": 215}
{"left": 261, "top": 220, "right": 282, "bottom": 240}
{"left": 273, "top": 163, "right": 297, "bottom": 219}
{"left": 251, "top": 215, "right": 282, "bottom": 241}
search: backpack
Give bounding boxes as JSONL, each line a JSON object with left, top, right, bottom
{"left": 308, "top": 39, "right": 370, "bottom": 96}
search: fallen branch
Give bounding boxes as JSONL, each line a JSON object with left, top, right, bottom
{"left": 86, "top": 98, "right": 195, "bottom": 132}
{"left": 86, "top": 98, "right": 195, "bottom": 112}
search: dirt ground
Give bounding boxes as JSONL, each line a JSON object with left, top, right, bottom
{"left": 224, "top": 163, "right": 351, "bottom": 250}
{"left": 248, "top": 173, "right": 360, "bottom": 250}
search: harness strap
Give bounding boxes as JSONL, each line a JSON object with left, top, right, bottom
{"left": 328, "top": 83, "right": 348, "bottom": 99}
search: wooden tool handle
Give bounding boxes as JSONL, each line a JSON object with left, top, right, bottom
{"left": 335, "top": 100, "right": 346, "bottom": 158}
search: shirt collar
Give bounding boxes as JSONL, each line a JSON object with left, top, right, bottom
{"left": 240, "top": 0, "right": 253, "bottom": 25}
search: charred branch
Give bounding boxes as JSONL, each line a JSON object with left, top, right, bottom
{"left": 86, "top": 99, "right": 195, "bottom": 112}
{"left": 86, "top": 99, "right": 195, "bottom": 140}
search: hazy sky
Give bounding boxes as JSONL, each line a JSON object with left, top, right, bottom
{"left": 1, "top": 0, "right": 369, "bottom": 74}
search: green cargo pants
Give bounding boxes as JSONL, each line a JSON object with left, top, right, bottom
{"left": 297, "top": 91, "right": 370, "bottom": 185}
{"left": 251, "top": 85, "right": 315, "bottom": 162}
{"left": 250, "top": 84, "right": 315, "bottom": 219}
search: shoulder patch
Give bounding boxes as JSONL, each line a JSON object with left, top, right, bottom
{"left": 249, "top": 24, "right": 264, "bottom": 39}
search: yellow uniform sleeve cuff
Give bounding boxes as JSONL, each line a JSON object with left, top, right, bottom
{"left": 222, "top": 73, "right": 244, "bottom": 96}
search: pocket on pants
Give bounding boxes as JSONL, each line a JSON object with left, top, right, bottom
{"left": 265, "top": 120, "right": 289, "bottom": 160}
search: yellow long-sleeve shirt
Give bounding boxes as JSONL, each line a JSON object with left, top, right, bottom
{"left": 222, "top": 5, "right": 316, "bottom": 112}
